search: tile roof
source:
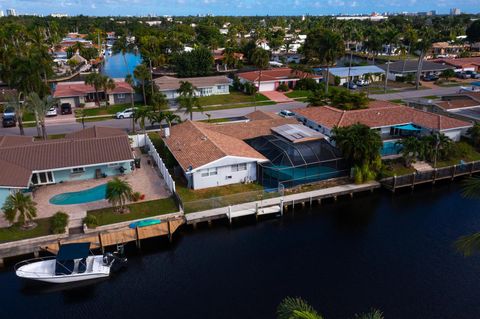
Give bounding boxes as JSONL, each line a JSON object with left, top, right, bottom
{"left": 53, "top": 80, "right": 133, "bottom": 98}
{"left": 238, "top": 68, "right": 321, "bottom": 83}
{"left": 294, "top": 101, "right": 472, "bottom": 131}
{"left": 0, "top": 129, "right": 134, "bottom": 188}
{"left": 154, "top": 75, "right": 230, "bottom": 91}
{"left": 434, "top": 57, "right": 480, "bottom": 68}
{"left": 65, "top": 126, "right": 127, "bottom": 139}
{"left": 437, "top": 99, "right": 480, "bottom": 110}
{"left": 163, "top": 120, "right": 267, "bottom": 171}
{"left": 0, "top": 136, "right": 34, "bottom": 148}
{"left": 245, "top": 110, "right": 280, "bottom": 121}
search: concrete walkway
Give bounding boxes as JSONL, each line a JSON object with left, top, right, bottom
{"left": 261, "top": 91, "right": 294, "bottom": 103}
{"left": 185, "top": 181, "right": 380, "bottom": 224}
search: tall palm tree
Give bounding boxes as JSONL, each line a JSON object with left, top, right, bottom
{"left": 163, "top": 111, "right": 182, "bottom": 129}
{"left": 250, "top": 47, "right": 270, "bottom": 111}
{"left": 134, "top": 64, "right": 150, "bottom": 105}
{"left": 125, "top": 74, "right": 136, "bottom": 133}
{"left": 134, "top": 106, "right": 152, "bottom": 133}
{"left": 304, "top": 29, "right": 345, "bottom": 94}
{"left": 6, "top": 91, "right": 26, "bottom": 136}
{"left": 176, "top": 81, "right": 202, "bottom": 120}
{"left": 26, "top": 92, "right": 56, "bottom": 140}
{"left": 414, "top": 27, "right": 434, "bottom": 90}
{"left": 455, "top": 178, "right": 480, "bottom": 256}
{"left": 2, "top": 192, "right": 37, "bottom": 228}
{"left": 84, "top": 72, "right": 103, "bottom": 107}
{"left": 106, "top": 177, "right": 133, "bottom": 213}
{"left": 397, "top": 136, "right": 422, "bottom": 167}
{"left": 101, "top": 77, "right": 116, "bottom": 107}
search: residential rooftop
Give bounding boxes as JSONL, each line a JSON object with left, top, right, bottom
{"left": 238, "top": 68, "right": 321, "bottom": 82}
{"left": 53, "top": 79, "right": 133, "bottom": 98}
{"left": 154, "top": 75, "right": 230, "bottom": 91}
{"left": 379, "top": 60, "right": 453, "bottom": 73}
{"left": 327, "top": 65, "right": 385, "bottom": 77}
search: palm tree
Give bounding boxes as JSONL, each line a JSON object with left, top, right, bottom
{"left": 250, "top": 47, "right": 270, "bottom": 111}
{"left": 125, "top": 74, "right": 136, "bottom": 133}
{"left": 106, "top": 177, "right": 133, "bottom": 213}
{"left": 2, "top": 192, "right": 37, "bottom": 228}
{"left": 101, "top": 76, "right": 116, "bottom": 107}
{"left": 112, "top": 36, "right": 134, "bottom": 76}
{"left": 467, "top": 123, "right": 480, "bottom": 147}
{"left": 176, "top": 81, "right": 202, "bottom": 120}
{"left": 6, "top": 91, "right": 26, "bottom": 136}
{"left": 84, "top": 72, "right": 103, "bottom": 107}
{"left": 397, "top": 136, "right": 422, "bottom": 167}
{"left": 277, "top": 297, "right": 323, "bottom": 319}
{"left": 163, "top": 111, "right": 181, "bottom": 128}
{"left": 304, "top": 29, "right": 345, "bottom": 94}
{"left": 134, "top": 64, "right": 150, "bottom": 105}
{"left": 134, "top": 107, "right": 152, "bottom": 133}
{"left": 151, "top": 92, "right": 168, "bottom": 112}
{"left": 414, "top": 27, "right": 434, "bottom": 90}
{"left": 276, "top": 297, "right": 383, "bottom": 319}
{"left": 26, "top": 92, "right": 56, "bottom": 139}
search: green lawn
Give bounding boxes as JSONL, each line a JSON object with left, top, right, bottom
{"left": 0, "top": 218, "right": 53, "bottom": 243}
{"left": 199, "top": 117, "right": 232, "bottom": 123}
{"left": 202, "top": 101, "right": 276, "bottom": 111}
{"left": 86, "top": 197, "right": 178, "bottom": 227}
{"left": 75, "top": 104, "right": 128, "bottom": 117}
{"left": 436, "top": 142, "right": 480, "bottom": 168}
{"left": 198, "top": 91, "right": 269, "bottom": 106}
{"left": 34, "top": 133, "right": 66, "bottom": 141}
{"left": 177, "top": 182, "right": 264, "bottom": 203}
{"left": 285, "top": 90, "right": 312, "bottom": 98}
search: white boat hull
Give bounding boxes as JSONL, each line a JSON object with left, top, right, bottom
{"left": 16, "top": 255, "right": 112, "bottom": 284}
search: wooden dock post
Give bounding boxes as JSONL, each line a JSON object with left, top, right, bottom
{"left": 411, "top": 172, "right": 416, "bottom": 189}
{"left": 0, "top": 258, "right": 4, "bottom": 268}
{"left": 280, "top": 199, "right": 284, "bottom": 217}
{"left": 255, "top": 203, "right": 259, "bottom": 221}
{"left": 432, "top": 169, "right": 437, "bottom": 185}
{"left": 228, "top": 206, "right": 232, "bottom": 225}
{"left": 33, "top": 249, "right": 39, "bottom": 258}
{"left": 135, "top": 226, "right": 141, "bottom": 249}
{"left": 349, "top": 192, "right": 354, "bottom": 199}
{"left": 451, "top": 165, "right": 457, "bottom": 181}
{"left": 192, "top": 222, "right": 197, "bottom": 230}
{"left": 167, "top": 220, "right": 172, "bottom": 243}
{"left": 98, "top": 233, "right": 105, "bottom": 254}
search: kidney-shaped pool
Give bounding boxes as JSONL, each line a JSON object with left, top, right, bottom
{"left": 49, "top": 183, "right": 107, "bottom": 205}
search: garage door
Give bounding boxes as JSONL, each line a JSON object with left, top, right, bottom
{"left": 259, "top": 82, "right": 275, "bottom": 92}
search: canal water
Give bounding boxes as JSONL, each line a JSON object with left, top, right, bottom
{"left": 1, "top": 182, "right": 480, "bottom": 319}
{"left": 101, "top": 52, "right": 142, "bottom": 79}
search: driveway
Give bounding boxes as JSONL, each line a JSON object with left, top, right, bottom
{"left": 260, "top": 91, "right": 294, "bottom": 103}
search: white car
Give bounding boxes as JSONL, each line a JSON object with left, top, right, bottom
{"left": 46, "top": 107, "right": 57, "bottom": 117}
{"left": 279, "top": 110, "right": 295, "bottom": 118}
{"left": 116, "top": 108, "right": 136, "bottom": 119}
{"left": 355, "top": 79, "right": 370, "bottom": 86}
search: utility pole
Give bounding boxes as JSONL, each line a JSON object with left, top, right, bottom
{"left": 149, "top": 59, "right": 154, "bottom": 96}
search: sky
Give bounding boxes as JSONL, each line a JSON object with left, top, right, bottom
{"left": 0, "top": 0, "right": 479, "bottom": 16}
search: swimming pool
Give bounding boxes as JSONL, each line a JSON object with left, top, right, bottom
{"left": 49, "top": 184, "right": 107, "bottom": 205}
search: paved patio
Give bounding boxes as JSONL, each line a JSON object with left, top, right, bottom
{"left": 0, "top": 153, "right": 171, "bottom": 228}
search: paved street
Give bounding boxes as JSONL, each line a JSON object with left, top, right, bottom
{"left": 0, "top": 101, "right": 308, "bottom": 136}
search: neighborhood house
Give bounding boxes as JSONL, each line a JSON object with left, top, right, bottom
{"left": 154, "top": 75, "right": 230, "bottom": 100}
{"left": 294, "top": 101, "right": 472, "bottom": 156}
{"left": 0, "top": 127, "right": 135, "bottom": 208}
{"left": 324, "top": 65, "right": 385, "bottom": 85}
{"left": 53, "top": 79, "right": 134, "bottom": 107}
{"left": 380, "top": 61, "right": 454, "bottom": 81}
{"left": 237, "top": 68, "right": 321, "bottom": 92}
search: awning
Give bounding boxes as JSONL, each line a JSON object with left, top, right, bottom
{"left": 393, "top": 124, "right": 421, "bottom": 131}
{"left": 56, "top": 243, "right": 90, "bottom": 261}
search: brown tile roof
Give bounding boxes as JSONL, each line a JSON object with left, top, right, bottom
{"left": 53, "top": 80, "right": 133, "bottom": 98}
{"left": 434, "top": 57, "right": 480, "bottom": 68}
{"left": 437, "top": 99, "right": 480, "bottom": 110}
{"left": 238, "top": 68, "right": 321, "bottom": 83}
{"left": 294, "top": 101, "right": 472, "bottom": 131}
{"left": 65, "top": 126, "right": 127, "bottom": 139}
{"left": 245, "top": 110, "right": 279, "bottom": 121}
{"left": 0, "top": 159, "right": 32, "bottom": 188}
{"left": 163, "top": 120, "right": 267, "bottom": 171}
{"left": 0, "top": 136, "right": 34, "bottom": 148}
{"left": 154, "top": 75, "right": 230, "bottom": 91}
{"left": 0, "top": 132, "right": 134, "bottom": 188}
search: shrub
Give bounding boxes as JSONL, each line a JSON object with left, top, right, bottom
{"left": 132, "top": 191, "right": 142, "bottom": 202}
{"left": 83, "top": 214, "right": 98, "bottom": 228}
{"left": 353, "top": 166, "right": 363, "bottom": 184}
{"left": 296, "top": 78, "right": 320, "bottom": 91}
{"left": 51, "top": 211, "right": 69, "bottom": 234}
{"left": 277, "top": 83, "right": 289, "bottom": 92}
{"left": 334, "top": 76, "right": 341, "bottom": 86}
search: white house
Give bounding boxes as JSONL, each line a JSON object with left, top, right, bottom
{"left": 163, "top": 111, "right": 297, "bottom": 189}
{"left": 237, "top": 68, "right": 321, "bottom": 92}
{"left": 326, "top": 65, "right": 385, "bottom": 85}
{"left": 154, "top": 75, "right": 230, "bottom": 100}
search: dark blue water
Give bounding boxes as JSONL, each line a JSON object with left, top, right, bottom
{"left": 101, "top": 53, "right": 142, "bottom": 79}
{"left": 2, "top": 182, "right": 480, "bottom": 319}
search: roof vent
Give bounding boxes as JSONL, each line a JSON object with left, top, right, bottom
{"left": 201, "top": 136, "right": 207, "bottom": 141}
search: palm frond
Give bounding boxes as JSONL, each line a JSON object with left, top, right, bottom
{"left": 355, "top": 308, "right": 384, "bottom": 319}
{"left": 461, "top": 177, "right": 480, "bottom": 199}
{"left": 277, "top": 297, "right": 323, "bottom": 319}
{"left": 455, "top": 232, "right": 480, "bottom": 257}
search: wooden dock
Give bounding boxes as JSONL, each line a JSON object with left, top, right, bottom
{"left": 186, "top": 181, "right": 380, "bottom": 226}
{"left": 0, "top": 214, "right": 184, "bottom": 266}
{"left": 381, "top": 161, "right": 480, "bottom": 192}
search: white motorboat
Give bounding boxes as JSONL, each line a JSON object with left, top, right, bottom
{"left": 15, "top": 243, "right": 126, "bottom": 284}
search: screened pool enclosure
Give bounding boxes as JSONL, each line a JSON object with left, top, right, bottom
{"left": 247, "top": 135, "right": 349, "bottom": 189}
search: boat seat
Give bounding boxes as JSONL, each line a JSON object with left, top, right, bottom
{"left": 77, "top": 258, "right": 87, "bottom": 273}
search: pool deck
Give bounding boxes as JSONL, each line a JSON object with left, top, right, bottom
{"left": 0, "top": 154, "right": 171, "bottom": 228}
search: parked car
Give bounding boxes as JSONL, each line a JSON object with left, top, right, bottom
{"left": 342, "top": 81, "right": 357, "bottom": 89}
{"left": 46, "top": 107, "right": 57, "bottom": 117}
{"left": 60, "top": 103, "right": 72, "bottom": 115}
{"left": 279, "top": 110, "right": 295, "bottom": 118}
{"left": 116, "top": 108, "right": 136, "bottom": 119}
{"left": 422, "top": 74, "right": 439, "bottom": 81}
{"left": 354, "top": 79, "right": 370, "bottom": 87}
{"left": 2, "top": 115, "right": 16, "bottom": 128}
{"left": 456, "top": 72, "right": 471, "bottom": 79}
{"left": 465, "top": 71, "right": 480, "bottom": 79}
{"left": 3, "top": 106, "right": 15, "bottom": 117}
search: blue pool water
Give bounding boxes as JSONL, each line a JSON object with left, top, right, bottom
{"left": 49, "top": 184, "right": 107, "bottom": 205}
{"left": 381, "top": 140, "right": 403, "bottom": 156}
{"left": 101, "top": 53, "right": 142, "bottom": 79}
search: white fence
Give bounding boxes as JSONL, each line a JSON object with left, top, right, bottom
{"left": 144, "top": 134, "right": 176, "bottom": 194}
{"left": 129, "top": 134, "right": 147, "bottom": 148}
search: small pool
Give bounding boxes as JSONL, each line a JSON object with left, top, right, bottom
{"left": 49, "top": 184, "right": 107, "bottom": 205}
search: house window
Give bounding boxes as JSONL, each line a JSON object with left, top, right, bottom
{"left": 201, "top": 168, "right": 217, "bottom": 177}
{"left": 71, "top": 167, "right": 85, "bottom": 174}
{"left": 117, "top": 93, "right": 126, "bottom": 100}
{"left": 217, "top": 85, "right": 223, "bottom": 90}
{"left": 231, "top": 163, "right": 247, "bottom": 172}
{"left": 108, "top": 163, "right": 121, "bottom": 168}
{"left": 31, "top": 171, "right": 54, "bottom": 185}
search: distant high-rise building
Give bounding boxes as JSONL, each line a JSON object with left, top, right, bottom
{"left": 0, "top": 10, "right": 4, "bottom": 17}
{"left": 450, "top": 8, "right": 461, "bottom": 16}
{"left": 6, "top": 8, "right": 17, "bottom": 16}
{"left": 50, "top": 13, "right": 68, "bottom": 18}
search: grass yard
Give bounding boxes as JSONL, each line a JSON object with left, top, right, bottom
{"left": 201, "top": 100, "right": 276, "bottom": 111}
{"left": 422, "top": 95, "right": 440, "bottom": 100}
{"left": 0, "top": 218, "right": 52, "bottom": 243}
{"left": 75, "top": 105, "right": 127, "bottom": 117}
{"left": 177, "top": 182, "right": 264, "bottom": 203}
{"left": 285, "top": 90, "right": 312, "bottom": 98}
{"left": 436, "top": 142, "right": 480, "bottom": 168}
{"left": 86, "top": 197, "right": 178, "bottom": 226}
{"left": 198, "top": 91, "right": 269, "bottom": 106}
